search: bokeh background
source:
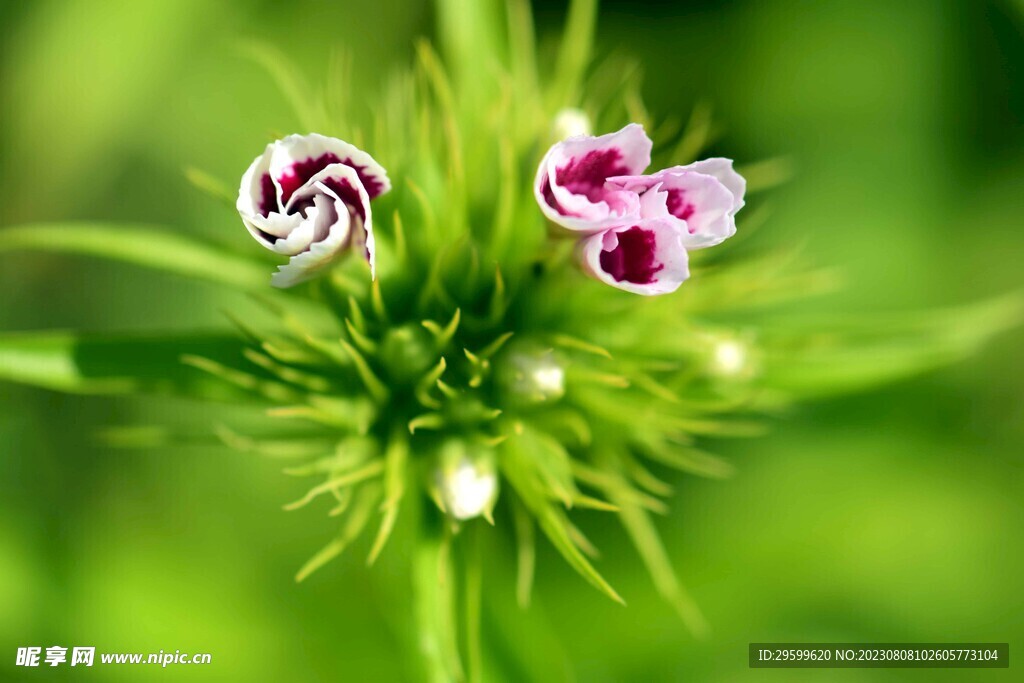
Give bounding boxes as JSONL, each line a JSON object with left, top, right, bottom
{"left": 1, "top": 0, "right": 1022, "bottom": 680}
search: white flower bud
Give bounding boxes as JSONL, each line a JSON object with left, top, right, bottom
{"left": 707, "top": 335, "right": 758, "bottom": 379}
{"left": 499, "top": 347, "right": 566, "bottom": 404}
{"left": 435, "top": 443, "right": 498, "bottom": 521}
{"left": 711, "top": 339, "right": 747, "bottom": 376}
{"left": 552, "top": 107, "right": 592, "bottom": 139}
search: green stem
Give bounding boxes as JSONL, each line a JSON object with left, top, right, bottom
{"left": 462, "top": 524, "right": 483, "bottom": 683}
{"left": 413, "top": 509, "right": 464, "bottom": 682}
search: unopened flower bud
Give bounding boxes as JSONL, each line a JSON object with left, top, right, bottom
{"left": 237, "top": 133, "right": 390, "bottom": 287}
{"left": 707, "top": 336, "right": 757, "bottom": 379}
{"left": 435, "top": 442, "right": 498, "bottom": 521}
{"left": 497, "top": 344, "right": 566, "bottom": 405}
{"left": 552, "top": 108, "right": 592, "bottom": 139}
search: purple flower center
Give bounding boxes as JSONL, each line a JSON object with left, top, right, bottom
{"left": 555, "top": 149, "right": 630, "bottom": 203}
{"left": 541, "top": 177, "right": 576, "bottom": 217}
{"left": 343, "top": 158, "right": 386, "bottom": 200}
{"left": 258, "top": 173, "right": 277, "bottom": 217}
{"left": 320, "top": 177, "right": 366, "bottom": 221}
{"left": 665, "top": 189, "right": 696, "bottom": 224}
{"left": 599, "top": 226, "right": 663, "bottom": 285}
{"left": 276, "top": 153, "right": 385, "bottom": 207}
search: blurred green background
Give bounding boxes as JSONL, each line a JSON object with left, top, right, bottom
{"left": 1, "top": 0, "right": 1021, "bottom": 680}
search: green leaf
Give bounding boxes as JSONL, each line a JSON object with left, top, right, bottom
{"left": 435, "top": 0, "right": 504, "bottom": 101}
{"left": 599, "top": 453, "right": 709, "bottom": 636}
{"left": 338, "top": 339, "right": 390, "bottom": 403}
{"left": 269, "top": 396, "right": 376, "bottom": 434}
{"left": 213, "top": 424, "right": 336, "bottom": 459}
{"left": 762, "top": 294, "right": 1024, "bottom": 398}
{"left": 367, "top": 432, "right": 409, "bottom": 565}
{"left": 283, "top": 460, "right": 385, "bottom": 511}
{"left": 0, "top": 222, "right": 269, "bottom": 290}
{"left": 239, "top": 41, "right": 327, "bottom": 132}
{"left": 635, "top": 439, "right": 736, "bottom": 480}
{"left": 280, "top": 436, "right": 376, "bottom": 477}
{"left": 548, "top": 0, "right": 598, "bottom": 108}
{"left": 182, "top": 354, "right": 302, "bottom": 403}
{"left": 535, "top": 501, "right": 624, "bottom": 605}
{"left": 512, "top": 496, "right": 536, "bottom": 608}
{"left": 501, "top": 436, "right": 624, "bottom": 605}
{"left": 515, "top": 426, "right": 580, "bottom": 508}
{"left": 184, "top": 166, "right": 235, "bottom": 206}
{"left": 505, "top": 0, "right": 542, "bottom": 149}
{"left": 670, "top": 101, "right": 719, "bottom": 165}
{"left": 0, "top": 331, "right": 257, "bottom": 401}
{"left": 413, "top": 42, "right": 467, "bottom": 237}
{"left": 571, "top": 461, "right": 669, "bottom": 515}
{"left": 295, "top": 482, "right": 381, "bottom": 582}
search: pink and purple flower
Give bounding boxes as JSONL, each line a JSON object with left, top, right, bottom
{"left": 609, "top": 158, "right": 745, "bottom": 249}
{"left": 579, "top": 219, "right": 690, "bottom": 295}
{"left": 534, "top": 123, "right": 652, "bottom": 233}
{"left": 535, "top": 124, "right": 745, "bottom": 295}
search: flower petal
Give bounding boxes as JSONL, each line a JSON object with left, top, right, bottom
{"left": 534, "top": 123, "right": 652, "bottom": 232}
{"left": 292, "top": 163, "right": 376, "bottom": 279}
{"left": 237, "top": 143, "right": 292, "bottom": 251}
{"left": 271, "top": 193, "right": 352, "bottom": 288}
{"left": 672, "top": 157, "right": 745, "bottom": 214}
{"left": 288, "top": 163, "right": 368, "bottom": 220}
{"left": 580, "top": 219, "right": 689, "bottom": 295}
{"left": 611, "top": 171, "right": 737, "bottom": 249}
{"left": 249, "top": 165, "right": 363, "bottom": 259}
{"left": 245, "top": 212, "right": 306, "bottom": 254}
{"left": 237, "top": 142, "right": 283, "bottom": 218}
{"left": 269, "top": 133, "right": 390, "bottom": 205}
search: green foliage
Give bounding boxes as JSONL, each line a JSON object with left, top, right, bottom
{"left": 0, "top": 222, "right": 269, "bottom": 291}
{"left": 759, "top": 294, "right": 1024, "bottom": 397}
{"left": 0, "top": 331, "right": 254, "bottom": 400}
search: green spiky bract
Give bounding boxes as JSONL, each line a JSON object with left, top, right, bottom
{"left": 0, "top": 1, "right": 1020, "bottom": 680}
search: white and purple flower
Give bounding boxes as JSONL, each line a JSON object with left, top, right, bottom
{"left": 580, "top": 218, "right": 690, "bottom": 295}
{"left": 534, "top": 123, "right": 652, "bottom": 232}
{"left": 609, "top": 158, "right": 745, "bottom": 249}
{"left": 237, "top": 133, "right": 391, "bottom": 288}
{"left": 535, "top": 124, "right": 745, "bottom": 295}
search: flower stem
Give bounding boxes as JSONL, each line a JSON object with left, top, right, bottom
{"left": 413, "top": 508, "right": 464, "bottom": 682}
{"left": 461, "top": 523, "right": 483, "bottom": 683}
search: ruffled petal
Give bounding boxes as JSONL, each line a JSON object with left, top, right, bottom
{"left": 534, "top": 123, "right": 652, "bottom": 232}
{"left": 269, "top": 133, "right": 390, "bottom": 205}
{"left": 248, "top": 167, "right": 359, "bottom": 259}
{"left": 298, "top": 163, "right": 376, "bottom": 277}
{"left": 238, "top": 134, "right": 389, "bottom": 287}
{"left": 611, "top": 171, "right": 737, "bottom": 249}
{"left": 671, "top": 157, "right": 745, "bottom": 214}
{"left": 237, "top": 142, "right": 282, "bottom": 218}
{"left": 579, "top": 219, "right": 690, "bottom": 295}
{"left": 288, "top": 163, "right": 369, "bottom": 222}
{"left": 237, "top": 142, "right": 293, "bottom": 249}
{"left": 271, "top": 193, "right": 352, "bottom": 288}
{"left": 245, "top": 212, "right": 306, "bottom": 254}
